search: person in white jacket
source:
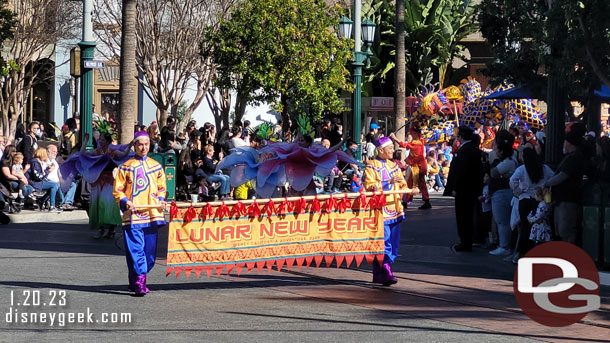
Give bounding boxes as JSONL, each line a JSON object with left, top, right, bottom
{"left": 509, "top": 147, "right": 554, "bottom": 262}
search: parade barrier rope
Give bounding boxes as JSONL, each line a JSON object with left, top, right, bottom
{"left": 162, "top": 190, "right": 411, "bottom": 278}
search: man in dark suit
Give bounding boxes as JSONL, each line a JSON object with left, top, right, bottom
{"left": 444, "top": 126, "right": 484, "bottom": 252}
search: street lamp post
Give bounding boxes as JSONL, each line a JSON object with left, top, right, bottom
{"left": 338, "top": 2, "right": 376, "bottom": 161}
{"left": 544, "top": 0, "right": 565, "bottom": 166}
{"left": 78, "top": 0, "right": 95, "bottom": 151}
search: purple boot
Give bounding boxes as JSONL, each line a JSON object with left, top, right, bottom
{"left": 372, "top": 262, "right": 396, "bottom": 286}
{"left": 382, "top": 263, "right": 398, "bottom": 285}
{"left": 133, "top": 274, "right": 150, "bottom": 296}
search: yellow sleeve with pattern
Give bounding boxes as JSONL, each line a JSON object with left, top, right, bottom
{"left": 156, "top": 163, "right": 167, "bottom": 201}
{"left": 113, "top": 164, "right": 129, "bottom": 208}
{"left": 363, "top": 160, "right": 381, "bottom": 192}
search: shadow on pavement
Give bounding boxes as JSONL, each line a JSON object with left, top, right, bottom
{"left": 224, "top": 311, "right": 609, "bottom": 342}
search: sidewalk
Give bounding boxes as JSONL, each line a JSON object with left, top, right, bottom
{"left": 6, "top": 209, "right": 88, "bottom": 224}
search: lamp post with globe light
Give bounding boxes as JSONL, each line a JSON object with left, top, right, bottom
{"left": 338, "top": 3, "right": 376, "bottom": 161}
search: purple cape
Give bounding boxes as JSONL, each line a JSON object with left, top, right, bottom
{"left": 59, "top": 143, "right": 134, "bottom": 192}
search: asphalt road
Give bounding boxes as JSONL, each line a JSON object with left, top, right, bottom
{"left": 0, "top": 194, "right": 607, "bottom": 342}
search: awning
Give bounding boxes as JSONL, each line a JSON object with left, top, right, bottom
{"left": 483, "top": 85, "right": 538, "bottom": 99}
{"left": 594, "top": 85, "right": 610, "bottom": 100}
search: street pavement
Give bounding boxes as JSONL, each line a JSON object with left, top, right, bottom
{"left": 0, "top": 193, "right": 608, "bottom": 342}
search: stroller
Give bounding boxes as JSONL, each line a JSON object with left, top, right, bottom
{"left": 0, "top": 182, "right": 20, "bottom": 215}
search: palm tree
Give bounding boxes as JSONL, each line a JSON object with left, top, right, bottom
{"left": 119, "top": 0, "right": 137, "bottom": 144}
{"left": 394, "top": 0, "right": 406, "bottom": 141}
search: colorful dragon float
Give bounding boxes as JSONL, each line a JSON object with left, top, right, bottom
{"left": 410, "top": 77, "right": 546, "bottom": 144}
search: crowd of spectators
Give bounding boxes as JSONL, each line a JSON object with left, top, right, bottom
{"left": 445, "top": 120, "right": 604, "bottom": 262}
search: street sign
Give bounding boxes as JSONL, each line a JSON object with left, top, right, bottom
{"left": 82, "top": 60, "right": 105, "bottom": 69}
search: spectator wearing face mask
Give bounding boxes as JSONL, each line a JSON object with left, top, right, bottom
{"left": 20, "top": 121, "right": 40, "bottom": 167}
{"left": 338, "top": 140, "right": 361, "bottom": 180}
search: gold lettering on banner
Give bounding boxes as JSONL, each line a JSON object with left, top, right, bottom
{"left": 174, "top": 224, "right": 253, "bottom": 244}
{"left": 318, "top": 217, "right": 378, "bottom": 233}
{"left": 260, "top": 220, "right": 310, "bottom": 238}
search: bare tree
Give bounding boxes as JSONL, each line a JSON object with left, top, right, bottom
{"left": 0, "top": 0, "right": 79, "bottom": 140}
{"left": 95, "top": 0, "right": 236, "bottom": 130}
{"left": 205, "top": 86, "right": 230, "bottom": 131}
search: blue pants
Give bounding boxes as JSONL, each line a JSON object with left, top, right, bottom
{"left": 51, "top": 181, "right": 77, "bottom": 205}
{"left": 41, "top": 181, "right": 60, "bottom": 207}
{"left": 207, "top": 173, "right": 231, "bottom": 195}
{"left": 9, "top": 181, "right": 33, "bottom": 197}
{"left": 434, "top": 174, "right": 443, "bottom": 189}
{"left": 124, "top": 225, "right": 160, "bottom": 275}
{"left": 491, "top": 189, "right": 513, "bottom": 250}
{"left": 61, "top": 182, "right": 78, "bottom": 205}
{"left": 383, "top": 220, "right": 402, "bottom": 264}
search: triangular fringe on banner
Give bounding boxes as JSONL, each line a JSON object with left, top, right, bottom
{"left": 226, "top": 264, "right": 235, "bottom": 275}
{"left": 375, "top": 254, "right": 384, "bottom": 266}
{"left": 195, "top": 266, "right": 204, "bottom": 278}
{"left": 286, "top": 258, "right": 295, "bottom": 271}
{"left": 345, "top": 255, "right": 354, "bottom": 268}
{"left": 314, "top": 255, "right": 323, "bottom": 267}
{"left": 335, "top": 255, "right": 345, "bottom": 268}
{"left": 305, "top": 256, "right": 314, "bottom": 267}
{"left": 167, "top": 253, "right": 383, "bottom": 278}
{"left": 184, "top": 266, "right": 193, "bottom": 278}
{"left": 236, "top": 263, "right": 245, "bottom": 276}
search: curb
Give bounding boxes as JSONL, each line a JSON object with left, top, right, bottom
{"left": 600, "top": 271, "right": 610, "bottom": 286}
{"left": 7, "top": 210, "right": 89, "bottom": 224}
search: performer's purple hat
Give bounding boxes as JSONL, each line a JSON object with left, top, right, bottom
{"left": 134, "top": 131, "right": 150, "bottom": 142}
{"left": 374, "top": 136, "right": 392, "bottom": 149}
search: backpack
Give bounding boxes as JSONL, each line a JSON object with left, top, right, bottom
{"left": 15, "top": 137, "right": 24, "bottom": 154}
{"left": 61, "top": 132, "right": 73, "bottom": 156}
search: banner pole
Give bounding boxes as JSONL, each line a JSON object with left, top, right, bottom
{"left": 167, "top": 189, "right": 414, "bottom": 209}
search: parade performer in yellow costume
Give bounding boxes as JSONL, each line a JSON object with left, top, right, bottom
{"left": 364, "top": 136, "right": 417, "bottom": 286}
{"left": 113, "top": 131, "right": 167, "bottom": 296}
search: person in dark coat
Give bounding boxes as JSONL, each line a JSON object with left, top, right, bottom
{"left": 444, "top": 126, "right": 484, "bottom": 252}
{"left": 21, "top": 121, "right": 40, "bottom": 167}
